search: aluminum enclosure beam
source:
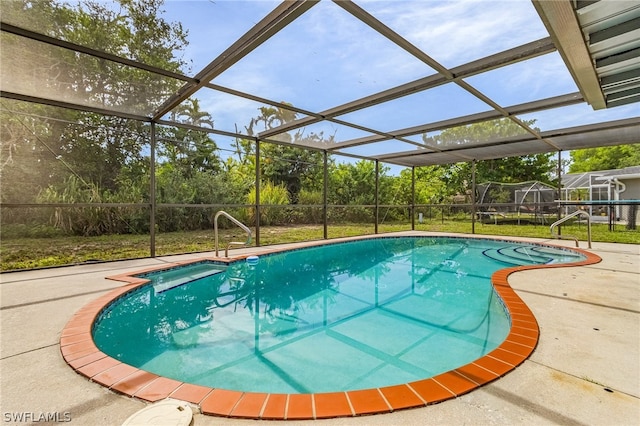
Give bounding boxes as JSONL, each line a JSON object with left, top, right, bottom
{"left": 151, "top": 0, "right": 319, "bottom": 121}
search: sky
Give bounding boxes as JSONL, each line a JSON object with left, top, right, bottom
{"left": 157, "top": 0, "right": 639, "bottom": 168}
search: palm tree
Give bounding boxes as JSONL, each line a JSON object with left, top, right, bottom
{"left": 178, "top": 98, "right": 214, "bottom": 128}
{"left": 162, "top": 98, "right": 219, "bottom": 175}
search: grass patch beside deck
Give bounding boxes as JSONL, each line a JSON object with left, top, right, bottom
{"left": 1, "top": 221, "right": 638, "bottom": 271}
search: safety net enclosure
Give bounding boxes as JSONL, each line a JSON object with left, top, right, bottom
{"left": 1, "top": 0, "right": 639, "bottom": 269}
{"left": 476, "top": 181, "right": 558, "bottom": 224}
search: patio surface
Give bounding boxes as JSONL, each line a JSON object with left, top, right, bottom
{"left": 1, "top": 232, "right": 638, "bottom": 425}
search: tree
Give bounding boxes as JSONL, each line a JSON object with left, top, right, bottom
{"left": 160, "top": 98, "right": 220, "bottom": 177}
{"left": 242, "top": 103, "right": 327, "bottom": 203}
{"left": 261, "top": 132, "right": 327, "bottom": 203}
{"left": 176, "top": 99, "right": 214, "bottom": 128}
{"left": 329, "top": 160, "right": 379, "bottom": 206}
{"left": 569, "top": 144, "right": 640, "bottom": 173}
{"left": 1, "top": 0, "right": 80, "bottom": 203}
{"left": 424, "top": 118, "right": 555, "bottom": 195}
{"left": 396, "top": 166, "right": 449, "bottom": 205}
{"left": 0, "top": 102, "right": 73, "bottom": 203}
{"left": 1, "top": 0, "right": 190, "bottom": 202}
{"left": 245, "top": 103, "right": 297, "bottom": 137}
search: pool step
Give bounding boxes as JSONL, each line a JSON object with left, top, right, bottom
{"left": 482, "top": 246, "right": 551, "bottom": 266}
{"left": 529, "top": 246, "right": 584, "bottom": 262}
{"left": 152, "top": 263, "right": 227, "bottom": 293}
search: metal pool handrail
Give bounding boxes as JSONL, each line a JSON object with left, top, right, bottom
{"left": 550, "top": 210, "right": 591, "bottom": 248}
{"left": 214, "top": 210, "right": 252, "bottom": 257}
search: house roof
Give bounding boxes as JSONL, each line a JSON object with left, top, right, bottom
{"left": 562, "top": 165, "right": 640, "bottom": 189}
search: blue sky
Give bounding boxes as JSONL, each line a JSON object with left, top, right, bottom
{"left": 159, "top": 0, "right": 639, "bottom": 167}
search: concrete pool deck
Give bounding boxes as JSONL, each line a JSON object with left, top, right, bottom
{"left": 1, "top": 232, "right": 638, "bottom": 425}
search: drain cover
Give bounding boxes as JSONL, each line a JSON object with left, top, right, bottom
{"left": 122, "top": 399, "right": 192, "bottom": 426}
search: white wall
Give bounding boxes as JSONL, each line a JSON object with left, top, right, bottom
{"left": 619, "top": 177, "right": 640, "bottom": 200}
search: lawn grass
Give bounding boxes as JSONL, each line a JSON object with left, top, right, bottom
{"left": 1, "top": 220, "right": 637, "bottom": 271}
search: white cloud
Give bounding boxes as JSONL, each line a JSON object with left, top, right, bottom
{"left": 359, "top": 0, "right": 549, "bottom": 67}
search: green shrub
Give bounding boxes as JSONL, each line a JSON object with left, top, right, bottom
{"left": 296, "top": 189, "right": 323, "bottom": 223}
{"left": 36, "top": 175, "right": 149, "bottom": 236}
{"left": 246, "top": 181, "right": 290, "bottom": 226}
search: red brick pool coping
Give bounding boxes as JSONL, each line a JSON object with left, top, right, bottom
{"left": 60, "top": 239, "right": 601, "bottom": 420}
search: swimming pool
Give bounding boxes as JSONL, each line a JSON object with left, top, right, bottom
{"left": 63, "top": 235, "right": 598, "bottom": 419}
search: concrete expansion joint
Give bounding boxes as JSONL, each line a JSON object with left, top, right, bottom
{"left": 1, "top": 343, "right": 59, "bottom": 360}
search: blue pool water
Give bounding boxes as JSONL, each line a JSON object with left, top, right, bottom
{"left": 93, "top": 237, "right": 584, "bottom": 394}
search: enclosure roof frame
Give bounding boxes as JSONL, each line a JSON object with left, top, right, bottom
{"left": 1, "top": 0, "right": 638, "bottom": 167}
